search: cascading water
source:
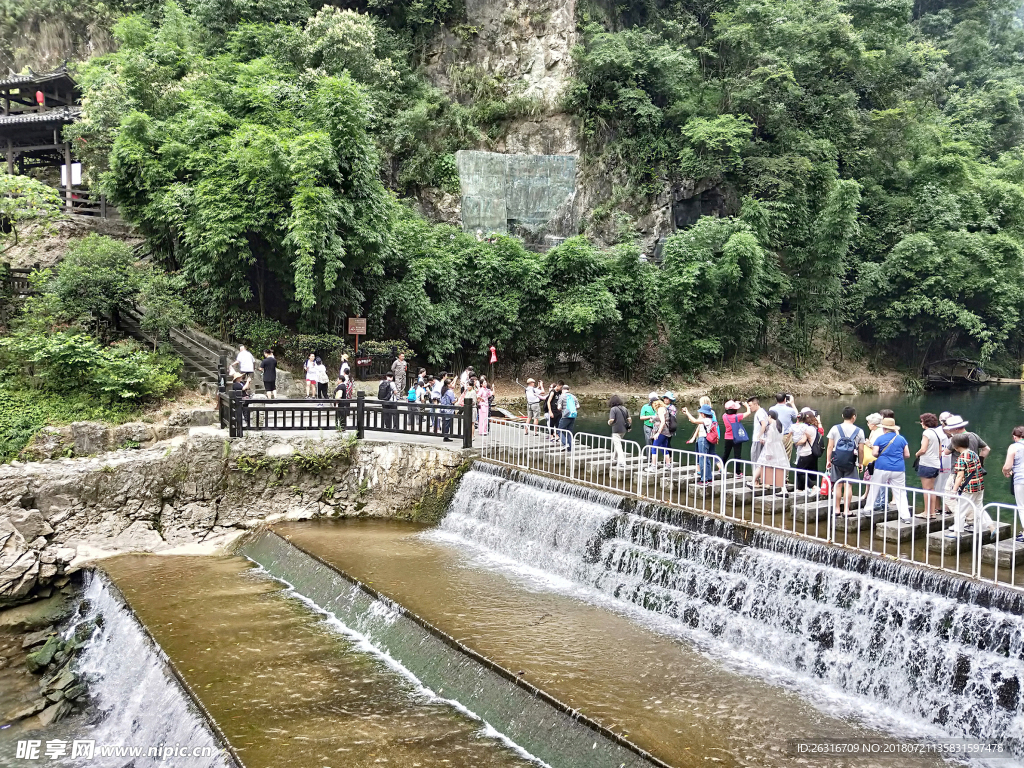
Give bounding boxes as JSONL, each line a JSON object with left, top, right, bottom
{"left": 70, "top": 571, "right": 233, "bottom": 768}
{"left": 440, "top": 466, "right": 1024, "bottom": 755}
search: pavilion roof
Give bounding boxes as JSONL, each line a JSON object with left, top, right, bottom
{"left": 0, "top": 65, "right": 75, "bottom": 91}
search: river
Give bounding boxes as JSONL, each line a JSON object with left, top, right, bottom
{"left": 574, "top": 384, "right": 1024, "bottom": 504}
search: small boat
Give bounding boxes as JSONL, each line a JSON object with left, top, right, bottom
{"left": 923, "top": 358, "right": 990, "bottom": 390}
{"left": 491, "top": 407, "right": 527, "bottom": 422}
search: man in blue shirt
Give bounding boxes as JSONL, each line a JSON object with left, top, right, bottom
{"left": 870, "top": 417, "right": 911, "bottom": 521}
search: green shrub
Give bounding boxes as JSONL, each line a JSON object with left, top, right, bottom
{"left": 0, "top": 330, "right": 181, "bottom": 404}
{"left": 227, "top": 312, "right": 290, "bottom": 354}
{"left": 359, "top": 339, "right": 415, "bottom": 359}
{"left": 0, "top": 385, "right": 138, "bottom": 462}
{"left": 280, "top": 333, "right": 351, "bottom": 367}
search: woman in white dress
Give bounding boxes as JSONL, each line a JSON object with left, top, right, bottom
{"left": 756, "top": 409, "right": 790, "bottom": 490}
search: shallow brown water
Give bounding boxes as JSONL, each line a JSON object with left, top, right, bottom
{"left": 100, "top": 554, "right": 539, "bottom": 768}
{"left": 274, "top": 519, "right": 955, "bottom": 768}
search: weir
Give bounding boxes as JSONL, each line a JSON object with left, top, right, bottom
{"left": 436, "top": 465, "right": 1024, "bottom": 757}
{"left": 98, "top": 554, "right": 543, "bottom": 768}
{"left": 72, "top": 572, "right": 239, "bottom": 768}
{"left": 237, "top": 529, "right": 669, "bottom": 768}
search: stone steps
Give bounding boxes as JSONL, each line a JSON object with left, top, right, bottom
{"left": 926, "top": 522, "right": 1012, "bottom": 555}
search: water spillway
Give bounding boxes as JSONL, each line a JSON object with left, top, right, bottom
{"left": 434, "top": 466, "right": 1024, "bottom": 757}
{"left": 75, "top": 572, "right": 237, "bottom": 768}
{"left": 98, "top": 554, "right": 545, "bottom": 768}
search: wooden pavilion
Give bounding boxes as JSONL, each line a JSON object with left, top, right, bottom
{"left": 0, "top": 65, "right": 108, "bottom": 216}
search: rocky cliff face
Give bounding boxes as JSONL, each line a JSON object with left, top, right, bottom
{"left": 0, "top": 432, "right": 469, "bottom": 607}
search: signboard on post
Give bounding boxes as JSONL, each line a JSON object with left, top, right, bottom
{"left": 348, "top": 317, "right": 366, "bottom": 355}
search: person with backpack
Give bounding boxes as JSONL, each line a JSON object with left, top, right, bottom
{"left": 663, "top": 392, "right": 680, "bottom": 449}
{"left": 827, "top": 406, "right": 865, "bottom": 516}
{"left": 720, "top": 400, "right": 752, "bottom": 466}
{"left": 607, "top": 395, "right": 632, "bottom": 468}
{"left": 870, "top": 417, "right": 912, "bottom": 522}
{"left": 378, "top": 372, "right": 397, "bottom": 430}
{"left": 790, "top": 412, "right": 820, "bottom": 494}
{"left": 546, "top": 382, "right": 563, "bottom": 441}
{"left": 557, "top": 385, "right": 579, "bottom": 450}
{"left": 682, "top": 404, "right": 718, "bottom": 484}
{"left": 647, "top": 399, "right": 671, "bottom": 473}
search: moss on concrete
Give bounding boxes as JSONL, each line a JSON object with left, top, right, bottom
{"left": 403, "top": 458, "right": 474, "bottom": 524}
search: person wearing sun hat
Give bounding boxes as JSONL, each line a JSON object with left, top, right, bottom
{"left": 870, "top": 416, "right": 912, "bottom": 522}
{"left": 640, "top": 392, "right": 660, "bottom": 446}
{"left": 721, "top": 399, "right": 752, "bottom": 465}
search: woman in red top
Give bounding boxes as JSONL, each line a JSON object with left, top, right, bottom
{"left": 721, "top": 400, "right": 752, "bottom": 464}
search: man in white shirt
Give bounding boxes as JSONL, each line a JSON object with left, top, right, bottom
{"left": 236, "top": 345, "right": 255, "bottom": 375}
{"left": 773, "top": 392, "right": 799, "bottom": 458}
{"left": 522, "top": 378, "right": 545, "bottom": 433}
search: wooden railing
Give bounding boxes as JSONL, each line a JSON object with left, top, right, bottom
{"left": 57, "top": 186, "right": 114, "bottom": 218}
{"left": 219, "top": 391, "right": 474, "bottom": 448}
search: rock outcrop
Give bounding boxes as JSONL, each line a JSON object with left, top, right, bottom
{"left": 0, "top": 432, "right": 470, "bottom": 607}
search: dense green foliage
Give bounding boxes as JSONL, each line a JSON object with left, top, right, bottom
{"left": 13, "top": 0, "right": 1020, "bottom": 379}
{"left": 0, "top": 384, "right": 138, "bottom": 461}
{"left": 0, "top": 173, "right": 62, "bottom": 255}
{"left": 1, "top": 238, "right": 183, "bottom": 409}
{"left": 569, "top": 0, "right": 1024, "bottom": 371}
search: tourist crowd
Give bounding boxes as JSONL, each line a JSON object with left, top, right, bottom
{"left": 226, "top": 345, "right": 1021, "bottom": 542}
{"left": 613, "top": 391, "right": 1022, "bottom": 542}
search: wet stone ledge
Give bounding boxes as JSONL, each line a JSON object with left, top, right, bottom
{"left": 0, "top": 432, "right": 470, "bottom": 607}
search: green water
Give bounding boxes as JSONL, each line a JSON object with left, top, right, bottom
{"left": 574, "top": 384, "right": 1024, "bottom": 504}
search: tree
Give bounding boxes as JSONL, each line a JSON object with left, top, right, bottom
{"left": 138, "top": 271, "right": 195, "bottom": 349}
{"left": 0, "top": 173, "right": 62, "bottom": 255}
{"left": 52, "top": 234, "right": 142, "bottom": 320}
{"left": 659, "top": 217, "right": 777, "bottom": 371}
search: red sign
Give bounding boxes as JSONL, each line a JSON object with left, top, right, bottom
{"left": 348, "top": 317, "right": 367, "bottom": 335}
{"left": 489, "top": 345, "right": 497, "bottom": 364}
{"left": 356, "top": 357, "right": 372, "bottom": 367}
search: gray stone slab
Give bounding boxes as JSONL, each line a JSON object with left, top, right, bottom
{"left": 877, "top": 515, "right": 950, "bottom": 543}
{"left": 927, "top": 522, "right": 1011, "bottom": 555}
{"left": 980, "top": 539, "right": 1024, "bottom": 567}
{"left": 833, "top": 506, "right": 899, "bottom": 534}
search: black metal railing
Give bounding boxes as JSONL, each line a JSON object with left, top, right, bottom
{"left": 219, "top": 391, "right": 474, "bottom": 448}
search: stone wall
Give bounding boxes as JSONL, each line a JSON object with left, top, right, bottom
{"left": 0, "top": 432, "right": 471, "bottom": 607}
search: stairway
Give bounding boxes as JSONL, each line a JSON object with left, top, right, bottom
{"left": 120, "top": 307, "right": 263, "bottom": 393}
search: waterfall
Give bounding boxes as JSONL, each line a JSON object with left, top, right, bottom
{"left": 441, "top": 467, "right": 1024, "bottom": 753}
{"left": 71, "top": 571, "right": 233, "bottom": 768}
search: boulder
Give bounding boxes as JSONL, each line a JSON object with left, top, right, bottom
{"left": 25, "top": 635, "right": 60, "bottom": 671}
{"left": 112, "top": 422, "right": 155, "bottom": 448}
{"left": 71, "top": 422, "right": 110, "bottom": 455}
{"left": 18, "top": 427, "right": 72, "bottom": 461}
{"left": 8, "top": 509, "right": 52, "bottom": 541}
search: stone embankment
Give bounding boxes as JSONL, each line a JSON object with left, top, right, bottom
{"left": 0, "top": 431, "right": 470, "bottom": 607}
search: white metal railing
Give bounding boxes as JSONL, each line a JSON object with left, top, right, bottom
{"left": 979, "top": 502, "right": 1024, "bottom": 590}
{"left": 720, "top": 458, "right": 831, "bottom": 541}
{"left": 638, "top": 444, "right": 722, "bottom": 509}
{"left": 826, "top": 476, "right": 985, "bottom": 579}
{"left": 480, "top": 419, "right": 576, "bottom": 478}
{"left": 571, "top": 432, "right": 644, "bottom": 495}
{"left": 477, "top": 417, "right": 1024, "bottom": 594}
